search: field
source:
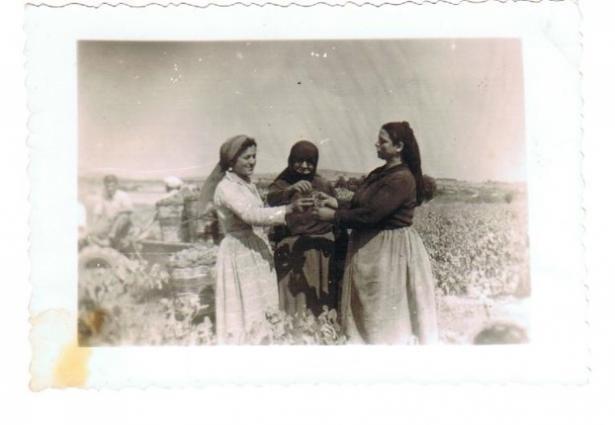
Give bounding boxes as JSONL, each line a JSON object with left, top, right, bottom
{"left": 78, "top": 176, "right": 530, "bottom": 345}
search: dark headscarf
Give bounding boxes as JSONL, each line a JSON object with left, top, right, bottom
{"left": 381, "top": 121, "right": 426, "bottom": 205}
{"left": 199, "top": 135, "right": 256, "bottom": 211}
{"left": 269, "top": 140, "right": 333, "bottom": 238}
{"left": 274, "top": 140, "right": 319, "bottom": 185}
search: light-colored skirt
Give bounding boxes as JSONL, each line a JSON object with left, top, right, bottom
{"left": 216, "top": 230, "right": 279, "bottom": 344}
{"left": 341, "top": 226, "right": 439, "bottom": 344}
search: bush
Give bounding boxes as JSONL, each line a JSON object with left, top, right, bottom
{"left": 334, "top": 176, "right": 347, "bottom": 189}
{"left": 79, "top": 259, "right": 346, "bottom": 346}
{"left": 423, "top": 174, "right": 437, "bottom": 202}
{"left": 242, "top": 307, "right": 346, "bottom": 345}
{"left": 414, "top": 203, "right": 529, "bottom": 297}
{"left": 78, "top": 259, "right": 216, "bottom": 346}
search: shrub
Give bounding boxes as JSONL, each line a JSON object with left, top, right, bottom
{"left": 78, "top": 260, "right": 215, "bottom": 346}
{"left": 334, "top": 176, "right": 347, "bottom": 189}
{"left": 414, "top": 203, "right": 529, "bottom": 297}
{"left": 243, "top": 307, "right": 347, "bottom": 345}
{"left": 79, "top": 260, "right": 346, "bottom": 346}
{"left": 423, "top": 174, "right": 437, "bottom": 202}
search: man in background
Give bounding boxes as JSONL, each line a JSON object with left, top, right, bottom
{"left": 90, "top": 174, "right": 134, "bottom": 249}
{"left": 161, "top": 176, "right": 184, "bottom": 199}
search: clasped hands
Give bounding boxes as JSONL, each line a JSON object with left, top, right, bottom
{"left": 288, "top": 180, "right": 337, "bottom": 222}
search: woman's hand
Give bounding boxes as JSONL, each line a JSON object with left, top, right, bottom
{"left": 287, "top": 196, "right": 315, "bottom": 213}
{"left": 312, "top": 207, "right": 336, "bottom": 222}
{"left": 316, "top": 192, "right": 338, "bottom": 209}
{"left": 289, "top": 180, "right": 312, "bottom": 194}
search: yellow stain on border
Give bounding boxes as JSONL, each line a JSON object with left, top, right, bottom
{"left": 52, "top": 340, "right": 91, "bottom": 388}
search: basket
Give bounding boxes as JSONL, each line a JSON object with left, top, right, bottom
{"left": 183, "top": 195, "right": 210, "bottom": 242}
{"left": 169, "top": 265, "right": 215, "bottom": 295}
{"left": 157, "top": 202, "right": 184, "bottom": 242}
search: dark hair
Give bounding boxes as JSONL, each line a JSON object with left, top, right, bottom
{"left": 381, "top": 121, "right": 426, "bottom": 205}
{"left": 274, "top": 140, "right": 319, "bottom": 184}
{"left": 288, "top": 140, "right": 319, "bottom": 168}
{"left": 103, "top": 174, "right": 119, "bottom": 184}
{"left": 227, "top": 138, "right": 257, "bottom": 168}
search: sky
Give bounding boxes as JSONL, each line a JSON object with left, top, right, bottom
{"left": 79, "top": 39, "right": 526, "bottom": 182}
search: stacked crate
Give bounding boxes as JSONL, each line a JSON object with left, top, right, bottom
{"left": 155, "top": 191, "right": 185, "bottom": 242}
{"left": 167, "top": 242, "right": 218, "bottom": 296}
{"left": 183, "top": 193, "right": 207, "bottom": 242}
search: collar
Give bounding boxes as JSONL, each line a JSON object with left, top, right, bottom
{"left": 225, "top": 171, "right": 255, "bottom": 188}
{"left": 366, "top": 163, "right": 409, "bottom": 183}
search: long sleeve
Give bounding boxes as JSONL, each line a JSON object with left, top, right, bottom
{"left": 269, "top": 175, "right": 335, "bottom": 237}
{"left": 335, "top": 173, "right": 414, "bottom": 229}
{"left": 215, "top": 180, "right": 287, "bottom": 226}
{"left": 267, "top": 179, "right": 294, "bottom": 206}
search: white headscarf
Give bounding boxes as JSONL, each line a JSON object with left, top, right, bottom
{"left": 163, "top": 176, "right": 184, "bottom": 190}
{"left": 198, "top": 135, "right": 255, "bottom": 212}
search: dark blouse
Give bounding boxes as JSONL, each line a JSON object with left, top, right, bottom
{"left": 335, "top": 164, "right": 417, "bottom": 230}
{"left": 267, "top": 175, "right": 335, "bottom": 239}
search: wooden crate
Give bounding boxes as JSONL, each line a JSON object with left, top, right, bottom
{"left": 157, "top": 203, "right": 184, "bottom": 242}
{"left": 169, "top": 264, "right": 215, "bottom": 295}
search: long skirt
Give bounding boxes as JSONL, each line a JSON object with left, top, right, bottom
{"left": 274, "top": 232, "right": 337, "bottom": 317}
{"left": 340, "top": 226, "right": 439, "bottom": 344}
{"left": 216, "top": 230, "right": 279, "bottom": 344}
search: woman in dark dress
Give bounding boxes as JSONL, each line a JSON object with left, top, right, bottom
{"left": 267, "top": 141, "right": 342, "bottom": 317}
{"left": 314, "top": 122, "right": 438, "bottom": 344}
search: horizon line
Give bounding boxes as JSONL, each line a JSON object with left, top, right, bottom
{"left": 78, "top": 170, "right": 527, "bottom": 185}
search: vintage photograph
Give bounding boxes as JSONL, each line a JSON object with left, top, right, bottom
{"left": 77, "top": 39, "right": 530, "bottom": 346}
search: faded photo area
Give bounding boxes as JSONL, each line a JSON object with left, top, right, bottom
{"left": 78, "top": 39, "right": 529, "bottom": 346}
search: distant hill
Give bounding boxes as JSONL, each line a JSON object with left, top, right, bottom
{"left": 253, "top": 168, "right": 366, "bottom": 182}
{"left": 79, "top": 171, "right": 526, "bottom": 204}
{"left": 433, "top": 179, "right": 526, "bottom": 204}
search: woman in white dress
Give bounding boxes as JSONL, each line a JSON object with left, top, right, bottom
{"left": 199, "top": 135, "right": 312, "bottom": 343}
